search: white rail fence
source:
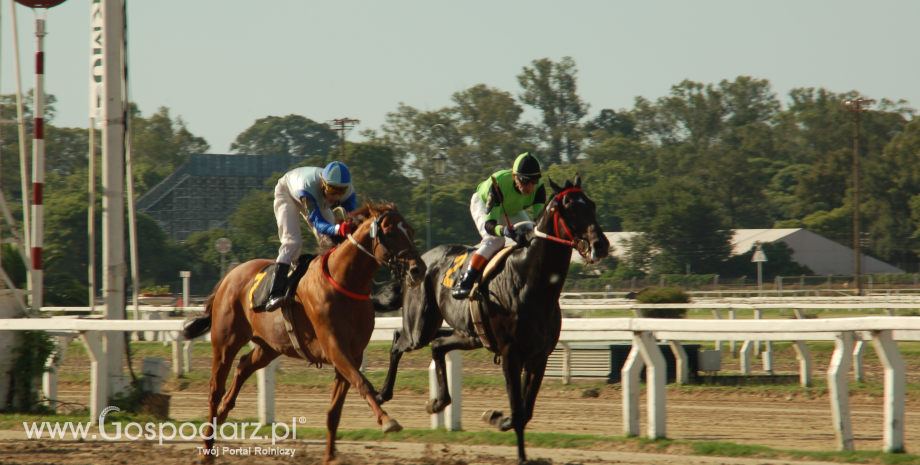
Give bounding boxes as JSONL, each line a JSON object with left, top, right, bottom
{"left": 1, "top": 313, "right": 917, "bottom": 452}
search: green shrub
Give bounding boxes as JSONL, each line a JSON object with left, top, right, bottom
{"left": 636, "top": 287, "right": 689, "bottom": 319}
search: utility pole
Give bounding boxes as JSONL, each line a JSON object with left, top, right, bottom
{"left": 328, "top": 118, "right": 359, "bottom": 160}
{"left": 843, "top": 98, "right": 875, "bottom": 296}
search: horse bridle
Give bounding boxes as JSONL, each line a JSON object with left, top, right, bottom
{"left": 347, "top": 210, "right": 418, "bottom": 281}
{"left": 533, "top": 188, "right": 592, "bottom": 260}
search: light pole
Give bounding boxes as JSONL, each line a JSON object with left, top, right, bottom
{"left": 843, "top": 97, "right": 875, "bottom": 296}
{"left": 427, "top": 124, "right": 448, "bottom": 252}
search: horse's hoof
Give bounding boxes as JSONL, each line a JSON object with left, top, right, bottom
{"left": 382, "top": 419, "right": 403, "bottom": 433}
{"left": 481, "top": 409, "right": 504, "bottom": 427}
{"left": 425, "top": 398, "right": 450, "bottom": 414}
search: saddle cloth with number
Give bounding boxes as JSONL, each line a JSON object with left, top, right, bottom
{"left": 249, "top": 253, "right": 315, "bottom": 311}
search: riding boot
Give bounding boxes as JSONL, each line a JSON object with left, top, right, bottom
{"left": 265, "top": 263, "right": 292, "bottom": 311}
{"left": 451, "top": 267, "right": 482, "bottom": 300}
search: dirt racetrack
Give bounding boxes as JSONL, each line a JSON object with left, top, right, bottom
{"left": 44, "top": 381, "right": 920, "bottom": 453}
{"left": 0, "top": 436, "right": 859, "bottom": 465}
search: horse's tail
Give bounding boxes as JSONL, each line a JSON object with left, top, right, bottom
{"left": 371, "top": 277, "right": 404, "bottom": 313}
{"left": 182, "top": 278, "right": 223, "bottom": 340}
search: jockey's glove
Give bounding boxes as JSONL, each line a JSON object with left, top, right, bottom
{"left": 498, "top": 225, "right": 520, "bottom": 243}
{"left": 336, "top": 222, "right": 354, "bottom": 237}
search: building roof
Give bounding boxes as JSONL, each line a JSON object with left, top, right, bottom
{"left": 579, "top": 228, "right": 904, "bottom": 275}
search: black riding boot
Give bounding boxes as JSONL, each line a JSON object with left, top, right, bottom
{"left": 265, "top": 263, "right": 291, "bottom": 311}
{"left": 451, "top": 267, "right": 482, "bottom": 300}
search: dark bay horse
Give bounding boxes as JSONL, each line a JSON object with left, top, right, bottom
{"left": 183, "top": 203, "right": 425, "bottom": 464}
{"left": 371, "top": 176, "right": 609, "bottom": 463}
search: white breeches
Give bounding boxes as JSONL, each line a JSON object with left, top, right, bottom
{"left": 469, "top": 193, "right": 532, "bottom": 260}
{"left": 274, "top": 180, "right": 322, "bottom": 264}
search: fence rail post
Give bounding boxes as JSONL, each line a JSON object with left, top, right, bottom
{"left": 621, "top": 337, "right": 644, "bottom": 437}
{"left": 637, "top": 331, "right": 666, "bottom": 439}
{"left": 871, "top": 330, "right": 905, "bottom": 452}
{"left": 828, "top": 331, "right": 855, "bottom": 451}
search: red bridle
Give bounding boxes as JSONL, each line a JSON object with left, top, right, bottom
{"left": 534, "top": 187, "right": 590, "bottom": 259}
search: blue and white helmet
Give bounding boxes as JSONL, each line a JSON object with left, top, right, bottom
{"left": 322, "top": 161, "right": 351, "bottom": 190}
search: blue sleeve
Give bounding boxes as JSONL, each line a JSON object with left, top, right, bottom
{"left": 309, "top": 209, "right": 337, "bottom": 236}
{"left": 301, "top": 192, "right": 337, "bottom": 236}
{"left": 341, "top": 192, "right": 357, "bottom": 213}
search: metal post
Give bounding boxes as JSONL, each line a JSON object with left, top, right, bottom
{"left": 88, "top": 119, "right": 95, "bottom": 312}
{"left": 426, "top": 154, "right": 431, "bottom": 251}
{"left": 853, "top": 113, "right": 860, "bottom": 297}
{"left": 30, "top": 14, "right": 45, "bottom": 311}
{"left": 11, "top": 2, "right": 33, "bottom": 305}
{"left": 180, "top": 271, "right": 190, "bottom": 309}
{"left": 100, "top": 0, "right": 127, "bottom": 396}
{"left": 757, "top": 262, "right": 762, "bottom": 297}
{"left": 220, "top": 251, "right": 226, "bottom": 278}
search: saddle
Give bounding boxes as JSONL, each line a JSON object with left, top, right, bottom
{"left": 249, "top": 253, "right": 315, "bottom": 311}
{"left": 440, "top": 246, "right": 517, "bottom": 351}
{"left": 249, "top": 254, "right": 316, "bottom": 360}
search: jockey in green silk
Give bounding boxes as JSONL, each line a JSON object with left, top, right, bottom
{"left": 452, "top": 152, "right": 546, "bottom": 300}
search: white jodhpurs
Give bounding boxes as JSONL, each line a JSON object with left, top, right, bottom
{"left": 274, "top": 179, "right": 326, "bottom": 265}
{"left": 469, "top": 193, "right": 532, "bottom": 260}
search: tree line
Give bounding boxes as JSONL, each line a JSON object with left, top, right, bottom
{"left": 2, "top": 57, "right": 919, "bottom": 303}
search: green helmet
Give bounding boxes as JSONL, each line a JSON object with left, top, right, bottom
{"left": 512, "top": 152, "right": 541, "bottom": 182}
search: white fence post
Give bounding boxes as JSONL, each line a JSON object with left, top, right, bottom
{"left": 171, "top": 340, "right": 184, "bottom": 378}
{"left": 445, "top": 350, "right": 462, "bottom": 431}
{"left": 43, "top": 335, "right": 73, "bottom": 408}
{"left": 428, "top": 360, "right": 444, "bottom": 429}
{"left": 637, "top": 331, "right": 666, "bottom": 439}
{"left": 828, "top": 331, "right": 855, "bottom": 451}
{"left": 852, "top": 339, "right": 867, "bottom": 382}
{"left": 561, "top": 341, "right": 571, "bottom": 385}
{"left": 792, "top": 341, "right": 813, "bottom": 387}
{"left": 621, "top": 338, "right": 643, "bottom": 437}
{"left": 871, "top": 330, "right": 905, "bottom": 453}
{"left": 729, "top": 309, "right": 737, "bottom": 357}
{"left": 257, "top": 358, "right": 279, "bottom": 425}
{"left": 668, "top": 340, "right": 689, "bottom": 385}
{"left": 739, "top": 340, "right": 753, "bottom": 374}
{"left": 79, "top": 331, "right": 107, "bottom": 422}
{"left": 183, "top": 340, "right": 194, "bottom": 372}
{"left": 711, "top": 309, "right": 723, "bottom": 352}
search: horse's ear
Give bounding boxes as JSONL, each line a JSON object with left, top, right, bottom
{"left": 574, "top": 173, "right": 582, "bottom": 189}
{"left": 563, "top": 178, "right": 574, "bottom": 189}
{"left": 548, "top": 177, "right": 563, "bottom": 193}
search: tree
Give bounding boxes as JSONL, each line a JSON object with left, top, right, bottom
{"left": 339, "top": 142, "right": 413, "bottom": 206}
{"left": 130, "top": 105, "right": 210, "bottom": 195}
{"left": 617, "top": 178, "right": 732, "bottom": 275}
{"left": 230, "top": 114, "right": 336, "bottom": 159}
{"left": 451, "top": 84, "right": 534, "bottom": 174}
{"left": 517, "top": 57, "right": 589, "bottom": 164}
{"left": 365, "top": 103, "right": 457, "bottom": 178}
{"left": 863, "top": 118, "right": 920, "bottom": 264}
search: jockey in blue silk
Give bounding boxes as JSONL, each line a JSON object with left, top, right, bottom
{"left": 265, "top": 161, "right": 357, "bottom": 311}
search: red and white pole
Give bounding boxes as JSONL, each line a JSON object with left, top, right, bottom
{"left": 30, "top": 16, "right": 46, "bottom": 310}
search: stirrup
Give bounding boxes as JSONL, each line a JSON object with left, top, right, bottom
{"left": 265, "top": 294, "right": 289, "bottom": 311}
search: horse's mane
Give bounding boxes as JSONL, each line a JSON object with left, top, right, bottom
{"left": 315, "top": 201, "right": 398, "bottom": 255}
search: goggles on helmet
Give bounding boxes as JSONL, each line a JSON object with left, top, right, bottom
{"left": 322, "top": 180, "right": 348, "bottom": 196}
{"left": 515, "top": 174, "right": 540, "bottom": 186}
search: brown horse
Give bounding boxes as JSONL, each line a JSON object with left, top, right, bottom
{"left": 183, "top": 203, "right": 425, "bottom": 464}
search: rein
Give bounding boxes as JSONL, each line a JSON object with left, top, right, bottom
{"left": 321, "top": 248, "right": 370, "bottom": 300}
{"left": 345, "top": 210, "right": 418, "bottom": 282}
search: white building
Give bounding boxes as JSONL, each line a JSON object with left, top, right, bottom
{"left": 582, "top": 228, "right": 904, "bottom": 275}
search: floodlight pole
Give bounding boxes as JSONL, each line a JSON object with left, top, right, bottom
{"left": 426, "top": 124, "right": 446, "bottom": 252}
{"left": 843, "top": 98, "right": 874, "bottom": 296}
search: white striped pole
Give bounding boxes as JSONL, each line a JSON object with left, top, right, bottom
{"left": 30, "top": 15, "right": 46, "bottom": 310}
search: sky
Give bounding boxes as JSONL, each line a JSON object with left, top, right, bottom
{"left": 0, "top": 0, "right": 917, "bottom": 153}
